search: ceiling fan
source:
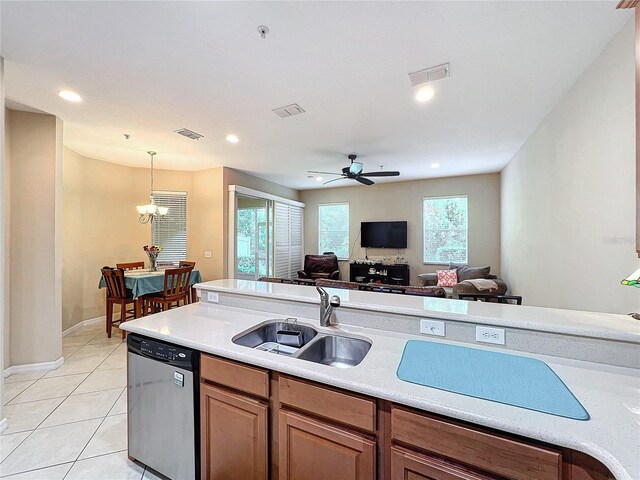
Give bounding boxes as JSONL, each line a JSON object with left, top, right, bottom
{"left": 309, "top": 154, "right": 400, "bottom": 186}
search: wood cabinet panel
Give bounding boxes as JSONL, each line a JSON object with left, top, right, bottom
{"left": 201, "top": 354, "right": 269, "bottom": 399}
{"left": 391, "top": 406, "right": 561, "bottom": 480}
{"left": 279, "top": 409, "right": 376, "bottom": 480}
{"left": 391, "top": 447, "right": 495, "bottom": 480}
{"left": 200, "top": 383, "right": 268, "bottom": 480}
{"left": 279, "top": 375, "right": 376, "bottom": 433}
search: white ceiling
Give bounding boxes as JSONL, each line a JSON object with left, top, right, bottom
{"left": 0, "top": 1, "right": 632, "bottom": 190}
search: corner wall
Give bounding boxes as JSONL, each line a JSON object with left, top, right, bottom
{"left": 300, "top": 174, "right": 501, "bottom": 284}
{"left": 501, "top": 19, "right": 640, "bottom": 314}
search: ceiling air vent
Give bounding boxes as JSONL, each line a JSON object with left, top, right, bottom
{"left": 175, "top": 128, "right": 204, "bottom": 140}
{"left": 272, "top": 103, "right": 305, "bottom": 118}
{"left": 408, "top": 63, "right": 450, "bottom": 87}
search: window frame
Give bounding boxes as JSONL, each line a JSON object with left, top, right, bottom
{"left": 318, "top": 202, "right": 350, "bottom": 261}
{"left": 422, "top": 194, "right": 469, "bottom": 265}
{"left": 151, "top": 190, "right": 188, "bottom": 267}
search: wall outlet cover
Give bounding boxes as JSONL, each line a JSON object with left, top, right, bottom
{"left": 420, "top": 319, "right": 445, "bottom": 337}
{"left": 207, "top": 292, "right": 219, "bottom": 303}
{"left": 475, "top": 326, "right": 505, "bottom": 345}
{"left": 204, "top": 251, "right": 212, "bottom": 258}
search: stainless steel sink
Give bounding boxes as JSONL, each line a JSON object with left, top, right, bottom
{"left": 232, "top": 320, "right": 318, "bottom": 355}
{"left": 296, "top": 335, "right": 372, "bottom": 368}
{"left": 232, "top": 320, "right": 372, "bottom": 367}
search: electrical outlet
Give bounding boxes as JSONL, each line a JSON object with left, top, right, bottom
{"left": 475, "top": 326, "right": 505, "bottom": 345}
{"left": 204, "top": 251, "right": 212, "bottom": 258}
{"left": 207, "top": 292, "right": 219, "bottom": 303}
{"left": 420, "top": 319, "right": 445, "bottom": 337}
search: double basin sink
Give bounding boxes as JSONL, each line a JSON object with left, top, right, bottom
{"left": 232, "top": 320, "right": 371, "bottom": 368}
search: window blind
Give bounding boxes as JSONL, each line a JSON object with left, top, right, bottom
{"left": 151, "top": 191, "right": 187, "bottom": 266}
{"left": 273, "top": 202, "right": 304, "bottom": 278}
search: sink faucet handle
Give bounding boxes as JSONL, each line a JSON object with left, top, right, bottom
{"left": 329, "top": 295, "right": 341, "bottom": 308}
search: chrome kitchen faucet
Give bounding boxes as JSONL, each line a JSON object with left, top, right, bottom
{"left": 316, "top": 287, "right": 341, "bottom": 327}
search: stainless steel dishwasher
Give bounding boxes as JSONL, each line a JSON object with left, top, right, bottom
{"left": 127, "top": 334, "right": 200, "bottom": 479}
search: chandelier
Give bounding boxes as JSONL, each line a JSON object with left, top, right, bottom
{"left": 136, "top": 151, "right": 168, "bottom": 224}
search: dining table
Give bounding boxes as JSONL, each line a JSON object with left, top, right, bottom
{"left": 98, "top": 268, "right": 203, "bottom": 317}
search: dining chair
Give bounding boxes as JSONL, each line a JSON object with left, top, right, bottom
{"left": 101, "top": 266, "right": 137, "bottom": 339}
{"left": 142, "top": 266, "right": 194, "bottom": 315}
{"left": 179, "top": 261, "right": 197, "bottom": 303}
{"left": 116, "top": 261, "right": 145, "bottom": 271}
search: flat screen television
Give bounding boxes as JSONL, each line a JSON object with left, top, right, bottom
{"left": 361, "top": 221, "right": 407, "bottom": 249}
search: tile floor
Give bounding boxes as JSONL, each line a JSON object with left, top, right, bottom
{"left": 1, "top": 323, "right": 165, "bottom": 479}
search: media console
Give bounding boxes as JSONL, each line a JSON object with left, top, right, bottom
{"left": 349, "top": 262, "right": 410, "bottom": 286}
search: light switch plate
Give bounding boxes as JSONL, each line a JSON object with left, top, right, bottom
{"left": 420, "top": 319, "right": 445, "bottom": 337}
{"left": 207, "top": 292, "right": 219, "bottom": 303}
{"left": 475, "top": 326, "right": 505, "bottom": 345}
{"left": 204, "top": 251, "right": 212, "bottom": 258}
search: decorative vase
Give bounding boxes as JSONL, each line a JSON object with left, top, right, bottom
{"left": 148, "top": 254, "right": 158, "bottom": 272}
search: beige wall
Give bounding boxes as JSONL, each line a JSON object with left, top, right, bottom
{"left": 300, "top": 174, "right": 501, "bottom": 285}
{"left": 8, "top": 110, "right": 63, "bottom": 366}
{"left": 1, "top": 57, "right": 5, "bottom": 421}
{"left": 501, "top": 19, "right": 639, "bottom": 314}
{"left": 3, "top": 106, "right": 10, "bottom": 369}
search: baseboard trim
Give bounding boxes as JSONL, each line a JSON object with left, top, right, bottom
{"left": 62, "top": 316, "right": 105, "bottom": 337}
{"left": 0, "top": 418, "right": 8, "bottom": 434}
{"left": 3, "top": 356, "right": 64, "bottom": 378}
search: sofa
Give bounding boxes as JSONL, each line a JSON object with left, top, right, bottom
{"left": 315, "top": 278, "right": 446, "bottom": 298}
{"left": 417, "top": 264, "right": 508, "bottom": 299}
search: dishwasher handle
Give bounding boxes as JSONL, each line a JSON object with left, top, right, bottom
{"left": 128, "top": 334, "right": 199, "bottom": 371}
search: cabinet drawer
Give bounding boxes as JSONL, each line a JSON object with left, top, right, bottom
{"left": 391, "top": 406, "right": 561, "bottom": 480}
{"left": 201, "top": 354, "right": 269, "bottom": 399}
{"left": 279, "top": 375, "right": 376, "bottom": 433}
{"left": 391, "top": 446, "right": 495, "bottom": 480}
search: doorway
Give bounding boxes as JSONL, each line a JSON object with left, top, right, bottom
{"left": 235, "top": 195, "right": 273, "bottom": 280}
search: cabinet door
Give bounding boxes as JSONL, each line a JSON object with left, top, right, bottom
{"left": 391, "top": 447, "right": 496, "bottom": 480}
{"left": 279, "top": 409, "right": 375, "bottom": 480}
{"left": 200, "top": 383, "right": 268, "bottom": 480}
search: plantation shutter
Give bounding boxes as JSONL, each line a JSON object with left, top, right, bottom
{"left": 273, "top": 202, "right": 304, "bottom": 278}
{"left": 151, "top": 191, "right": 187, "bottom": 266}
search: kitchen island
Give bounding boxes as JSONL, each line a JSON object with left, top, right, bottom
{"left": 121, "top": 280, "right": 640, "bottom": 480}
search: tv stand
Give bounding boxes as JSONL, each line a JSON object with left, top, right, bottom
{"left": 349, "top": 262, "right": 410, "bottom": 286}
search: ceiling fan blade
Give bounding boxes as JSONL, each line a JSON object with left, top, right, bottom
{"left": 323, "top": 177, "right": 347, "bottom": 186}
{"left": 355, "top": 176, "right": 375, "bottom": 186}
{"left": 360, "top": 171, "right": 400, "bottom": 177}
{"left": 308, "top": 170, "right": 342, "bottom": 176}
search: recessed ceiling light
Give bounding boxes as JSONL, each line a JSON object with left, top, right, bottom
{"left": 226, "top": 134, "right": 239, "bottom": 144}
{"left": 315, "top": 176, "right": 323, "bottom": 182}
{"left": 431, "top": 162, "right": 440, "bottom": 169}
{"left": 415, "top": 85, "right": 435, "bottom": 103}
{"left": 58, "top": 90, "right": 82, "bottom": 103}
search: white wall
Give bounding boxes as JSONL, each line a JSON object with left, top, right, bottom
{"left": 300, "top": 174, "right": 501, "bottom": 284}
{"left": 0, "top": 56, "right": 6, "bottom": 429}
{"left": 501, "top": 19, "right": 639, "bottom": 314}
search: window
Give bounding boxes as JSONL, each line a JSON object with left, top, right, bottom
{"left": 151, "top": 191, "right": 187, "bottom": 266}
{"left": 318, "top": 203, "right": 349, "bottom": 260}
{"left": 423, "top": 195, "right": 468, "bottom": 264}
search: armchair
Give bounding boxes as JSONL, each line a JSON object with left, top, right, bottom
{"left": 297, "top": 254, "right": 340, "bottom": 280}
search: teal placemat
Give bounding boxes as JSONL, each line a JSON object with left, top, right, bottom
{"left": 397, "top": 340, "right": 589, "bottom": 420}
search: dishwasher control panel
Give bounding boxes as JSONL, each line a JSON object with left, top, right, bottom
{"left": 128, "top": 334, "right": 198, "bottom": 371}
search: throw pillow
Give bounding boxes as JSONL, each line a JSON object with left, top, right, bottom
{"left": 436, "top": 269, "right": 458, "bottom": 287}
{"left": 448, "top": 264, "right": 491, "bottom": 281}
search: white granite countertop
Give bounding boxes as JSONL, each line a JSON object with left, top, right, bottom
{"left": 196, "top": 279, "right": 640, "bottom": 343}
{"left": 122, "top": 301, "right": 640, "bottom": 480}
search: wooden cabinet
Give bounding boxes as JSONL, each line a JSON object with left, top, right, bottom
{"left": 279, "top": 409, "right": 376, "bottom": 480}
{"left": 391, "top": 446, "right": 494, "bottom": 480}
{"left": 200, "top": 382, "right": 268, "bottom": 480}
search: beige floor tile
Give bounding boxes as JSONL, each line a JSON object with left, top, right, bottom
{"left": 74, "top": 368, "right": 126, "bottom": 394}
{"left": 4, "top": 372, "right": 46, "bottom": 384}
{"left": 1, "top": 463, "right": 73, "bottom": 479}
{"left": 39, "top": 389, "right": 121, "bottom": 428}
{"left": 2, "top": 397, "right": 65, "bottom": 435}
{"left": 78, "top": 414, "right": 127, "bottom": 459}
{"left": 142, "top": 467, "right": 168, "bottom": 479}
{"left": 0, "top": 431, "right": 31, "bottom": 462}
{"left": 108, "top": 388, "right": 127, "bottom": 416}
{"left": 72, "top": 343, "right": 120, "bottom": 359}
{"left": 62, "top": 345, "right": 82, "bottom": 358}
{"left": 89, "top": 333, "right": 124, "bottom": 346}
{"left": 62, "top": 334, "right": 95, "bottom": 346}
{"left": 96, "top": 347, "right": 127, "bottom": 371}
{"left": 2, "top": 381, "right": 35, "bottom": 406}
{"left": 43, "top": 355, "right": 104, "bottom": 378}
{"left": 8, "top": 374, "right": 88, "bottom": 405}
{"left": 0, "top": 419, "right": 101, "bottom": 477}
{"left": 65, "top": 451, "right": 144, "bottom": 480}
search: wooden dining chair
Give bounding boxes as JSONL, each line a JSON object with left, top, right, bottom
{"left": 179, "top": 261, "right": 197, "bottom": 303}
{"left": 101, "top": 266, "right": 137, "bottom": 339}
{"left": 116, "top": 261, "right": 145, "bottom": 271}
{"left": 142, "top": 266, "right": 193, "bottom": 315}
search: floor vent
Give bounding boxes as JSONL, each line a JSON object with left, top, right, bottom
{"left": 175, "top": 128, "right": 204, "bottom": 140}
{"left": 408, "top": 63, "right": 450, "bottom": 87}
{"left": 272, "top": 104, "right": 305, "bottom": 118}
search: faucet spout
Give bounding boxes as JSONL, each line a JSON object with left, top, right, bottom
{"left": 316, "top": 287, "right": 340, "bottom": 326}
